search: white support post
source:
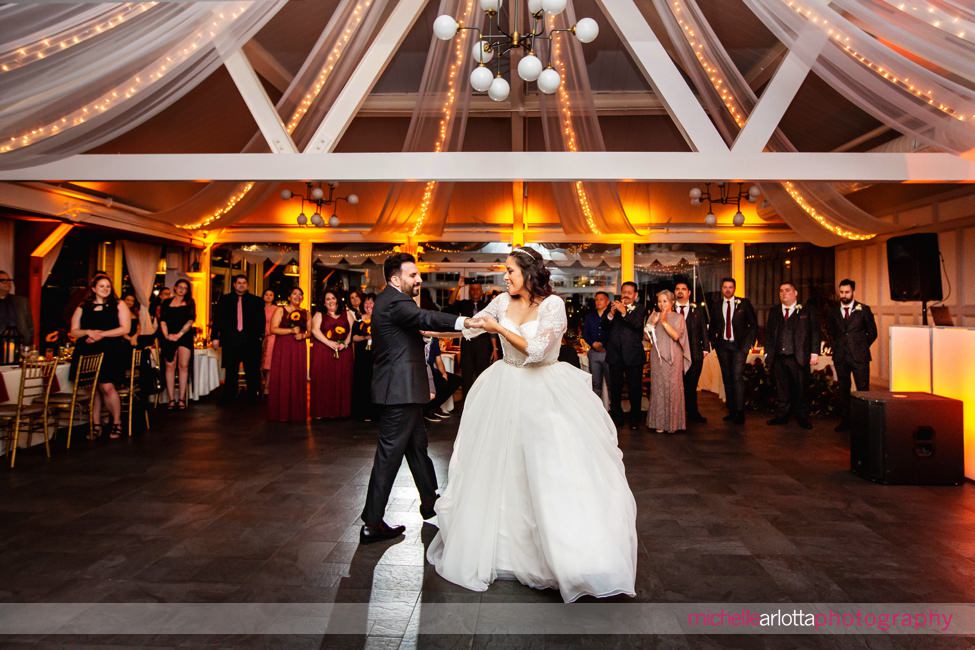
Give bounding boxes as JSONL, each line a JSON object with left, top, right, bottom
{"left": 223, "top": 49, "right": 298, "bottom": 154}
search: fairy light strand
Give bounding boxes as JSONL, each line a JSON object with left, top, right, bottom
{"left": 670, "top": 0, "right": 876, "bottom": 241}
{"left": 550, "top": 14, "right": 602, "bottom": 235}
{"left": 411, "top": 0, "right": 474, "bottom": 238}
{"left": 0, "top": 3, "right": 158, "bottom": 73}
{"left": 178, "top": 1, "right": 374, "bottom": 230}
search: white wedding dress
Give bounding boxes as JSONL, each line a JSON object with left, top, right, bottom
{"left": 426, "top": 293, "right": 638, "bottom": 603}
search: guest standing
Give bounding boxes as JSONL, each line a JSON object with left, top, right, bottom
{"left": 448, "top": 282, "right": 497, "bottom": 400}
{"left": 423, "top": 335, "right": 462, "bottom": 423}
{"left": 348, "top": 288, "right": 365, "bottom": 321}
{"left": 603, "top": 281, "right": 647, "bottom": 430}
{"left": 351, "top": 293, "right": 377, "bottom": 422}
{"left": 674, "top": 280, "right": 710, "bottom": 423}
{"left": 826, "top": 278, "right": 877, "bottom": 432}
{"left": 267, "top": 287, "right": 310, "bottom": 422}
{"left": 261, "top": 289, "right": 277, "bottom": 394}
{"left": 0, "top": 270, "right": 33, "bottom": 345}
{"left": 310, "top": 289, "right": 355, "bottom": 419}
{"left": 764, "top": 282, "right": 820, "bottom": 430}
{"left": 708, "top": 277, "right": 757, "bottom": 425}
{"left": 69, "top": 273, "right": 131, "bottom": 439}
{"left": 121, "top": 291, "right": 141, "bottom": 348}
{"left": 211, "top": 274, "right": 265, "bottom": 403}
{"left": 160, "top": 279, "right": 196, "bottom": 410}
{"left": 581, "top": 291, "right": 611, "bottom": 398}
{"left": 646, "top": 290, "right": 691, "bottom": 433}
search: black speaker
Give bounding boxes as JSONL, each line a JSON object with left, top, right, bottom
{"left": 887, "top": 233, "right": 943, "bottom": 302}
{"left": 850, "top": 391, "right": 963, "bottom": 485}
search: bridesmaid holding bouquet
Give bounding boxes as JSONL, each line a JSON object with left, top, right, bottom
{"left": 267, "top": 287, "right": 310, "bottom": 422}
{"left": 310, "top": 289, "right": 355, "bottom": 419}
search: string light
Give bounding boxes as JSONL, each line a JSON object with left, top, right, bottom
{"left": 179, "top": 1, "right": 374, "bottom": 230}
{"left": 890, "top": 2, "right": 971, "bottom": 41}
{"left": 422, "top": 242, "right": 482, "bottom": 254}
{"left": 784, "top": 0, "right": 973, "bottom": 122}
{"left": 669, "top": 0, "right": 877, "bottom": 241}
{"left": 0, "top": 3, "right": 158, "bottom": 73}
{"left": 411, "top": 0, "right": 474, "bottom": 238}
{"left": 550, "top": 13, "right": 602, "bottom": 236}
{"left": 1, "top": 3, "right": 251, "bottom": 155}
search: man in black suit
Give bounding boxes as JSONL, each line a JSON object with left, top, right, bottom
{"left": 709, "top": 277, "right": 757, "bottom": 425}
{"left": 764, "top": 282, "right": 821, "bottom": 430}
{"left": 446, "top": 282, "right": 497, "bottom": 400}
{"left": 211, "top": 274, "right": 265, "bottom": 403}
{"left": 0, "top": 270, "right": 33, "bottom": 345}
{"left": 360, "top": 253, "right": 473, "bottom": 544}
{"left": 674, "top": 280, "right": 709, "bottom": 423}
{"left": 603, "top": 281, "right": 647, "bottom": 431}
{"left": 826, "top": 278, "right": 878, "bottom": 432}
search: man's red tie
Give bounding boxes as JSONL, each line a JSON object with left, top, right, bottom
{"left": 785, "top": 307, "right": 791, "bottom": 320}
{"left": 679, "top": 305, "right": 685, "bottom": 316}
{"left": 725, "top": 301, "right": 731, "bottom": 340}
{"left": 844, "top": 306, "right": 850, "bottom": 320}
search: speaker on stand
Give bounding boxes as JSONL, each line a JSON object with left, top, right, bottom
{"left": 886, "top": 233, "right": 943, "bottom": 325}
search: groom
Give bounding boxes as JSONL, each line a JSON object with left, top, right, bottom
{"left": 360, "top": 253, "right": 474, "bottom": 544}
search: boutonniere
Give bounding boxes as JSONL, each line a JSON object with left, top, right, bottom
{"left": 734, "top": 298, "right": 741, "bottom": 306}
{"left": 626, "top": 304, "right": 635, "bottom": 313}
{"left": 796, "top": 304, "right": 803, "bottom": 311}
{"left": 853, "top": 304, "right": 863, "bottom": 312}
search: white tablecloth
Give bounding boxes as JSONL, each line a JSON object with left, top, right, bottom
{"left": 699, "top": 352, "right": 835, "bottom": 402}
{"left": 158, "top": 348, "right": 220, "bottom": 402}
{"left": 1, "top": 362, "right": 72, "bottom": 406}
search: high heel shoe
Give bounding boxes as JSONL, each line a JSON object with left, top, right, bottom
{"left": 90, "top": 424, "right": 102, "bottom": 440}
{"left": 177, "top": 400, "right": 187, "bottom": 410}
{"left": 109, "top": 423, "right": 123, "bottom": 440}
{"left": 167, "top": 400, "right": 176, "bottom": 410}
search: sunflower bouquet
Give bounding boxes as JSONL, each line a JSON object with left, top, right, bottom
{"left": 288, "top": 309, "right": 306, "bottom": 332}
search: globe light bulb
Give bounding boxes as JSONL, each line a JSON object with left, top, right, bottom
{"left": 488, "top": 75, "right": 510, "bottom": 102}
{"left": 517, "top": 54, "right": 543, "bottom": 82}
{"left": 470, "top": 65, "right": 494, "bottom": 92}
{"left": 542, "top": 0, "right": 566, "bottom": 14}
{"left": 537, "top": 67, "right": 561, "bottom": 94}
{"left": 748, "top": 184, "right": 761, "bottom": 198}
{"left": 689, "top": 187, "right": 702, "bottom": 200}
{"left": 311, "top": 212, "right": 323, "bottom": 227}
{"left": 433, "top": 14, "right": 458, "bottom": 40}
{"left": 472, "top": 39, "right": 493, "bottom": 64}
{"left": 329, "top": 214, "right": 340, "bottom": 227}
{"left": 705, "top": 212, "right": 717, "bottom": 227}
{"left": 311, "top": 186, "right": 324, "bottom": 200}
{"left": 528, "top": 0, "right": 543, "bottom": 14}
{"left": 347, "top": 194, "right": 359, "bottom": 205}
{"left": 573, "top": 17, "right": 599, "bottom": 43}
{"left": 280, "top": 189, "right": 292, "bottom": 200}
{"left": 733, "top": 211, "right": 745, "bottom": 227}
{"left": 296, "top": 212, "right": 307, "bottom": 226}
{"left": 479, "top": 0, "right": 501, "bottom": 12}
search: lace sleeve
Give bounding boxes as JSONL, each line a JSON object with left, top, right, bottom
{"left": 517, "top": 295, "right": 567, "bottom": 366}
{"left": 462, "top": 293, "right": 507, "bottom": 340}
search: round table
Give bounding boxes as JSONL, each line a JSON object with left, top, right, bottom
{"left": 0, "top": 362, "right": 72, "bottom": 405}
{"left": 157, "top": 348, "right": 221, "bottom": 402}
{"left": 698, "top": 352, "right": 835, "bottom": 402}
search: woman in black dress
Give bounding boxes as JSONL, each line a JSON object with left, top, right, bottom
{"left": 70, "top": 273, "right": 131, "bottom": 439}
{"left": 160, "top": 278, "right": 196, "bottom": 410}
{"left": 350, "top": 293, "right": 377, "bottom": 422}
{"left": 348, "top": 288, "right": 365, "bottom": 321}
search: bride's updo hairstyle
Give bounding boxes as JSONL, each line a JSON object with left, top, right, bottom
{"left": 509, "top": 247, "right": 554, "bottom": 304}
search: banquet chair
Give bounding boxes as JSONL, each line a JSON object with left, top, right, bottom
{"left": 48, "top": 353, "right": 103, "bottom": 449}
{"left": 118, "top": 346, "right": 153, "bottom": 437}
{"left": 0, "top": 358, "right": 58, "bottom": 468}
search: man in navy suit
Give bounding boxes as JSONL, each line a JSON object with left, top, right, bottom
{"left": 708, "top": 277, "right": 757, "bottom": 425}
{"left": 826, "top": 279, "right": 877, "bottom": 431}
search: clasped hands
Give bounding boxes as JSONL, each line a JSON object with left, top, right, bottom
{"left": 465, "top": 316, "right": 500, "bottom": 333}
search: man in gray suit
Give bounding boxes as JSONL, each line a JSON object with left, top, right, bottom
{"left": 360, "top": 253, "right": 474, "bottom": 544}
{"left": 0, "top": 270, "right": 33, "bottom": 345}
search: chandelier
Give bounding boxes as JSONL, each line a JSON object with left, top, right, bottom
{"left": 433, "top": 0, "right": 599, "bottom": 102}
{"left": 281, "top": 182, "right": 358, "bottom": 228}
{"left": 689, "top": 182, "right": 761, "bottom": 227}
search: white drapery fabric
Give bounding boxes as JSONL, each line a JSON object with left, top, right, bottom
{"left": 539, "top": 1, "right": 637, "bottom": 235}
{"left": 653, "top": 0, "right": 898, "bottom": 245}
{"left": 154, "top": 0, "right": 388, "bottom": 229}
{"left": 371, "top": 0, "right": 481, "bottom": 237}
{"left": 122, "top": 240, "right": 162, "bottom": 330}
{"left": 0, "top": 2, "right": 287, "bottom": 170}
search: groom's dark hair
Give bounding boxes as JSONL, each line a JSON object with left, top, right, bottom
{"left": 384, "top": 253, "right": 416, "bottom": 282}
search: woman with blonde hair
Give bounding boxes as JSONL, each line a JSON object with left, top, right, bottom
{"left": 645, "top": 289, "right": 691, "bottom": 433}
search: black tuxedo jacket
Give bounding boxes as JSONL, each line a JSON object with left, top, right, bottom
{"left": 371, "top": 286, "right": 461, "bottom": 405}
{"left": 211, "top": 292, "right": 264, "bottom": 343}
{"left": 764, "top": 304, "right": 821, "bottom": 368}
{"left": 678, "top": 303, "right": 710, "bottom": 362}
{"left": 602, "top": 304, "right": 647, "bottom": 367}
{"left": 826, "top": 301, "right": 877, "bottom": 366}
{"left": 709, "top": 297, "right": 758, "bottom": 352}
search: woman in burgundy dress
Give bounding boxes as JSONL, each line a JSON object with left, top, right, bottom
{"left": 267, "top": 287, "right": 311, "bottom": 422}
{"left": 310, "top": 289, "right": 355, "bottom": 419}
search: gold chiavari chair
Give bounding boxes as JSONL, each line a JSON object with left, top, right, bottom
{"left": 118, "top": 346, "right": 152, "bottom": 437}
{"left": 0, "top": 358, "right": 58, "bottom": 468}
{"left": 47, "top": 353, "right": 103, "bottom": 449}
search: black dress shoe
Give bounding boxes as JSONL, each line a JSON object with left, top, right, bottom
{"left": 420, "top": 494, "right": 439, "bottom": 520}
{"left": 767, "top": 416, "right": 789, "bottom": 425}
{"left": 689, "top": 413, "right": 708, "bottom": 424}
{"left": 359, "top": 521, "right": 406, "bottom": 545}
{"left": 722, "top": 413, "right": 735, "bottom": 422}
{"left": 798, "top": 420, "right": 813, "bottom": 430}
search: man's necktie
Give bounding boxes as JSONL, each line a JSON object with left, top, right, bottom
{"left": 236, "top": 296, "right": 244, "bottom": 332}
{"left": 725, "top": 301, "right": 732, "bottom": 340}
{"left": 844, "top": 306, "right": 850, "bottom": 320}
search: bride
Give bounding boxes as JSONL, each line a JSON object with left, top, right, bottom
{"left": 426, "top": 247, "right": 637, "bottom": 603}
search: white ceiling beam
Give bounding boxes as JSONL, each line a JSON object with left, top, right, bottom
{"left": 733, "top": 28, "right": 828, "bottom": 153}
{"left": 223, "top": 49, "right": 298, "bottom": 154}
{"left": 2, "top": 152, "right": 973, "bottom": 182}
{"left": 241, "top": 40, "right": 294, "bottom": 94}
{"left": 596, "top": 0, "right": 728, "bottom": 153}
{"left": 304, "top": 0, "right": 429, "bottom": 154}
